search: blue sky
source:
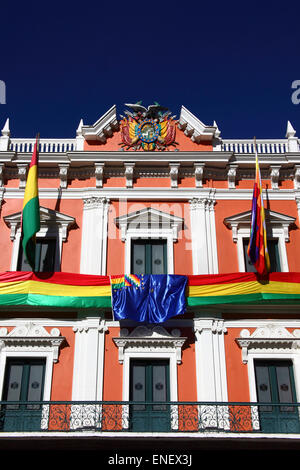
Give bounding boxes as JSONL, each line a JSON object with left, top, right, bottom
{"left": 1, "top": 0, "right": 299, "bottom": 140}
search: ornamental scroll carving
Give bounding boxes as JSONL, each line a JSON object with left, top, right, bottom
{"left": 0, "top": 322, "right": 65, "bottom": 363}
{"left": 236, "top": 324, "right": 300, "bottom": 364}
{"left": 113, "top": 326, "right": 186, "bottom": 364}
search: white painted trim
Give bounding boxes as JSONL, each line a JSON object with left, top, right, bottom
{"left": 235, "top": 228, "right": 289, "bottom": 272}
{"left": 80, "top": 197, "right": 110, "bottom": 275}
{"left": 71, "top": 319, "right": 107, "bottom": 401}
{"left": 115, "top": 207, "right": 184, "bottom": 275}
{"left": 194, "top": 319, "right": 228, "bottom": 402}
{"left": 3, "top": 187, "right": 300, "bottom": 201}
{"left": 189, "top": 196, "right": 219, "bottom": 274}
{"left": 236, "top": 325, "right": 300, "bottom": 404}
{"left": 0, "top": 323, "right": 65, "bottom": 401}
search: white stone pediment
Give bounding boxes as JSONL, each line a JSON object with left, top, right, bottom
{"left": 0, "top": 322, "right": 65, "bottom": 362}
{"left": 225, "top": 209, "right": 295, "bottom": 226}
{"left": 115, "top": 207, "right": 184, "bottom": 242}
{"left": 224, "top": 209, "right": 295, "bottom": 242}
{"left": 113, "top": 325, "right": 186, "bottom": 364}
{"left": 236, "top": 324, "right": 300, "bottom": 363}
{"left": 178, "top": 106, "right": 219, "bottom": 142}
{"left": 79, "top": 105, "right": 119, "bottom": 142}
{"left": 4, "top": 206, "right": 75, "bottom": 241}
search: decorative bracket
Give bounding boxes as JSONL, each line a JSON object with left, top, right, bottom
{"left": 194, "top": 163, "right": 205, "bottom": 188}
{"left": 236, "top": 324, "right": 300, "bottom": 364}
{"left": 113, "top": 326, "right": 186, "bottom": 364}
{"left": 0, "top": 323, "right": 65, "bottom": 363}
{"left": 95, "top": 162, "right": 105, "bottom": 188}
{"left": 58, "top": 163, "right": 69, "bottom": 189}
{"left": 124, "top": 163, "right": 135, "bottom": 188}
{"left": 169, "top": 163, "right": 180, "bottom": 188}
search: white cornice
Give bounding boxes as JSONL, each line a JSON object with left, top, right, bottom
{"left": 2, "top": 187, "right": 298, "bottom": 201}
{"left": 178, "top": 106, "right": 218, "bottom": 142}
{"left": 80, "top": 105, "right": 119, "bottom": 142}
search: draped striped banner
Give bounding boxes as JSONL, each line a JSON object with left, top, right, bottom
{"left": 0, "top": 272, "right": 300, "bottom": 310}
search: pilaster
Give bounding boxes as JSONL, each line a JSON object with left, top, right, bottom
{"left": 80, "top": 196, "right": 110, "bottom": 275}
{"left": 189, "top": 193, "right": 218, "bottom": 274}
{"left": 194, "top": 319, "right": 228, "bottom": 402}
{"left": 72, "top": 319, "right": 107, "bottom": 400}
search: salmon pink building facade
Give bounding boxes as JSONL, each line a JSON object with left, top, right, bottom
{"left": 0, "top": 103, "right": 300, "bottom": 450}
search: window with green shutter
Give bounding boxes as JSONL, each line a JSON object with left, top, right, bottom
{"left": 131, "top": 239, "right": 167, "bottom": 275}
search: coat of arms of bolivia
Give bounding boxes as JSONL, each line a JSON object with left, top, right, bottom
{"left": 119, "top": 102, "right": 178, "bottom": 151}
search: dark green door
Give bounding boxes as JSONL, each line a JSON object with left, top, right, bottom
{"left": 131, "top": 239, "right": 167, "bottom": 275}
{"left": 1, "top": 358, "right": 46, "bottom": 431}
{"left": 255, "top": 360, "right": 300, "bottom": 433}
{"left": 130, "top": 360, "right": 170, "bottom": 431}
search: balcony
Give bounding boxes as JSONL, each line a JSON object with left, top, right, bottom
{"left": 0, "top": 400, "right": 300, "bottom": 436}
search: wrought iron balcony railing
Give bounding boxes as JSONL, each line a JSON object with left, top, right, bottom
{"left": 0, "top": 401, "right": 300, "bottom": 434}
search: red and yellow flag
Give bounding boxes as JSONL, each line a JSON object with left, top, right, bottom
{"left": 247, "top": 139, "right": 270, "bottom": 275}
{"left": 21, "top": 136, "right": 40, "bottom": 270}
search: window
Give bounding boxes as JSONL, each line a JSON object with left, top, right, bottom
{"left": 224, "top": 209, "right": 295, "bottom": 273}
{"left": 1, "top": 358, "right": 46, "bottom": 431}
{"left": 243, "top": 238, "right": 281, "bottom": 272}
{"left": 113, "top": 326, "right": 186, "bottom": 431}
{"left": 131, "top": 239, "right": 167, "bottom": 275}
{"left": 130, "top": 359, "right": 170, "bottom": 431}
{"left": 115, "top": 207, "right": 183, "bottom": 275}
{"left": 17, "top": 238, "right": 56, "bottom": 272}
{"left": 4, "top": 206, "right": 75, "bottom": 272}
{"left": 254, "top": 360, "right": 299, "bottom": 433}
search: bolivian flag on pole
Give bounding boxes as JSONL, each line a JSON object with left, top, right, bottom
{"left": 21, "top": 135, "right": 40, "bottom": 270}
{"left": 247, "top": 138, "right": 270, "bottom": 275}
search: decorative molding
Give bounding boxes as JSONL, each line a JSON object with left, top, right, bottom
{"left": 58, "top": 163, "right": 69, "bottom": 189}
{"left": 227, "top": 164, "right": 238, "bottom": 189}
{"left": 169, "top": 163, "right": 180, "bottom": 188}
{"left": 4, "top": 206, "right": 75, "bottom": 242}
{"left": 270, "top": 165, "right": 281, "bottom": 190}
{"left": 124, "top": 162, "right": 135, "bottom": 188}
{"left": 0, "top": 322, "right": 65, "bottom": 363}
{"left": 95, "top": 162, "right": 105, "bottom": 188}
{"left": 294, "top": 165, "right": 300, "bottom": 190}
{"left": 115, "top": 207, "right": 184, "bottom": 274}
{"left": 115, "top": 206, "right": 184, "bottom": 243}
{"left": 236, "top": 324, "right": 300, "bottom": 364}
{"left": 80, "top": 197, "right": 110, "bottom": 275}
{"left": 224, "top": 209, "right": 296, "bottom": 243}
{"left": 113, "top": 326, "right": 186, "bottom": 364}
{"left": 194, "top": 163, "right": 205, "bottom": 188}
{"left": 189, "top": 192, "right": 218, "bottom": 275}
{"left": 178, "top": 106, "right": 218, "bottom": 142}
{"left": 17, "top": 163, "right": 28, "bottom": 189}
{"left": 80, "top": 105, "right": 119, "bottom": 143}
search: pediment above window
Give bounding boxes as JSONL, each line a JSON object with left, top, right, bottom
{"left": 113, "top": 326, "right": 187, "bottom": 364}
{"left": 0, "top": 322, "right": 65, "bottom": 362}
{"left": 4, "top": 206, "right": 75, "bottom": 241}
{"left": 224, "top": 209, "right": 296, "bottom": 242}
{"left": 115, "top": 207, "right": 184, "bottom": 242}
{"left": 236, "top": 324, "right": 300, "bottom": 363}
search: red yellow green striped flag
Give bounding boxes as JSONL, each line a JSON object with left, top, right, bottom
{"left": 21, "top": 136, "right": 40, "bottom": 270}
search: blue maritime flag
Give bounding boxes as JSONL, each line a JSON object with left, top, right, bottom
{"left": 110, "top": 274, "right": 188, "bottom": 323}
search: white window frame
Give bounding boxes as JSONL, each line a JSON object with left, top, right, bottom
{"left": 4, "top": 206, "right": 75, "bottom": 272}
{"left": 224, "top": 210, "right": 295, "bottom": 273}
{"left": 236, "top": 227, "right": 288, "bottom": 272}
{"left": 115, "top": 207, "right": 184, "bottom": 275}
{"left": 0, "top": 323, "right": 65, "bottom": 402}
{"left": 236, "top": 324, "right": 300, "bottom": 430}
{"left": 113, "top": 326, "right": 186, "bottom": 430}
